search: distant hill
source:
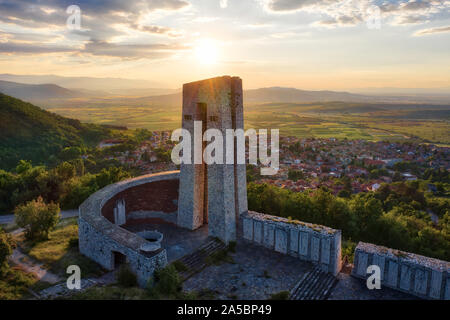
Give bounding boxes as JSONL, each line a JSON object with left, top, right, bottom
{"left": 0, "top": 93, "right": 111, "bottom": 170}
{"left": 244, "top": 87, "right": 373, "bottom": 103}
{"left": 0, "top": 74, "right": 165, "bottom": 94}
{"left": 124, "top": 87, "right": 450, "bottom": 106}
{"left": 0, "top": 80, "right": 81, "bottom": 101}
{"left": 115, "top": 87, "right": 371, "bottom": 107}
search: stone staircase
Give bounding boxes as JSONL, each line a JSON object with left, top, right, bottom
{"left": 290, "top": 265, "right": 338, "bottom": 300}
{"left": 176, "top": 238, "right": 227, "bottom": 281}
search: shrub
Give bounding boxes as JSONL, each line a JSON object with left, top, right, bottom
{"left": 117, "top": 264, "right": 137, "bottom": 287}
{"left": 227, "top": 241, "right": 237, "bottom": 253}
{"left": 269, "top": 291, "right": 289, "bottom": 300}
{"left": 269, "top": 291, "right": 290, "bottom": 300}
{"left": 205, "top": 249, "right": 234, "bottom": 265}
{"left": 172, "top": 260, "right": 188, "bottom": 272}
{"left": 0, "top": 229, "right": 13, "bottom": 275}
{"left": 14, "top": 197, "right": 60, "bottom": 240}
{"left": 147, "top": 265, "right": 182, "bottom": 298}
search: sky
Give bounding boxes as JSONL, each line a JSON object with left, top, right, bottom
{"left": 0, "top": 0, "right": 449, "bottom": 90}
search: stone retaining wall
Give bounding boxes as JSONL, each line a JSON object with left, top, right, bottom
{"left": 352, "top": 242, "right": 450, "bottom": 300}
{"left": 241, "top": 211, "right": 342, "bottom": 275}
{"left": 78, "top": 171, "right": 179, "bottom": 287}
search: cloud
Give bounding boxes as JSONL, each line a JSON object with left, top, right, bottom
{"left": 220, "top": 0, "right": 229, "bottom": 8}
{"left": 135, "top": 25, "right": 184, "bottom": 38}
{"left": 263, "top": 0, "right": 337, "bottom": 13}
{"left": 413, "top": 25, "right": 450, "bottom": 36}
{"left": 82, "top": 40, "right": 189, "bottom": 59}
{"left": 0, "top": 0, "right": 191, "bottom": 59}
{"left": 0, "top": 42, "right": 75, "bottom": 54}
{"left": 262, "top": 0, "right": 450, "bottom": 28}
{"left": 392, "top": 15, "right": 429, "bottom": 25}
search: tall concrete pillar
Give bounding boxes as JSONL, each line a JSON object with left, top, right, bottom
{"left": 177, "top": 76, "right": 247, "bottom": 244}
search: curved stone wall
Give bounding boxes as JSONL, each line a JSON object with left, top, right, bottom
{"left": 78, "top": 171, "right": 180, "bottom": 287}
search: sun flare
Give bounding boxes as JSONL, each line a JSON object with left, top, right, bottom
{"left": 195, "top": 39, "right": 219, "bottom": 65}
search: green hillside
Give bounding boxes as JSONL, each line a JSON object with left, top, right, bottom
{"left": 0, "top": 93, "right": 111, "bottom": 170}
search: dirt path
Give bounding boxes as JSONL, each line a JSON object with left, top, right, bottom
{"left": 9, "top": 248, "right": 61, "bottom": 284}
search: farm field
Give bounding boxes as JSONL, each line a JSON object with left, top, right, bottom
{"left": 45, "top": 101, "right": 450, "bottom": 145}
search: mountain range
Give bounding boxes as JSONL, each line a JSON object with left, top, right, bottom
{"left": 1, "top": 75, "right": 450, "bottom": 105}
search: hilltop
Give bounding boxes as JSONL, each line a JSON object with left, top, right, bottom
{"left": 0, "top": 93, "right": 112, "bottom": 170}
{"left": 0, "top": 80, "right": 82, "bottom": 102}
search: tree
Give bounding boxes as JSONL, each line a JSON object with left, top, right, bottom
{"left": 0, "top": 228, "right": 13, "bottom": 275}
{"left": 288, "top": 169, "right": 304, "bottom": 181}
{"left": 14, "top": 197, "right": 60, "bottom": 240}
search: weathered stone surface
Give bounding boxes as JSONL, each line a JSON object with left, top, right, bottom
{"left": 445, "top": 278, "right": 450, "bottom": 300}
{"left": 311, "top": 237, "right": 320, "bottom": 262}
{"left": 414, "top": 269, "right": 428, "bottom": 296}
{"left": 289, "top": 229, "right": 299, "bottom": 256}
{"left": 321, "top": 238, "right": 331, "bottom": 265}
{"left": 254, "top": 221, "right": 263, "bottom": 244}
{"left": 430, "top": 270, "right": 443, "bottom": 299}
{"left": 263, "top": 223, "right": 275, "bottom": 249}
{"left": 178, "top": 76, "right": 245, "bottom": 244}
{"left": 79, "top": 172, "right": 179, "bottom": 287}
{"left": 352, "top": 242, "right": 450, "bottom": 300}
{"left": 372, "top": 254, "right": 385, "bottom": 281}
{"left": 387, "top": 261, "right": 399, "bottom": 288}
{"left": 242, "top": 218, "right": 253, "bottom": 241}
{"left": 400, "top": 265, "right": 412, "bottom": 291}
{"left": 274, "top": 229, "right": 288, "bottom": 254}
{"left": 299, "top": 232, "right": 309, "bottom": 257}
{"left": 356, "top": 252, "right": 368, "bottom": 277}
{"left": 241, "top": 212, "right": 341, "bottom": 275}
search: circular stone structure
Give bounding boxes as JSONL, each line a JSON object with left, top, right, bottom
{"left": 136, "top": 230, "right": 164, "bottom": 243}
{"left": 78, "top": 171, "right": 179, "bottom": 287}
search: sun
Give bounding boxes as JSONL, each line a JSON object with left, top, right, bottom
{"left": 195, "top": 39, "right": 219, "bottom": 65}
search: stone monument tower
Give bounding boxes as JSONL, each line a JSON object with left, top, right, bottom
{"left": 177, "top": 76, "right": 247, "bottom": 243}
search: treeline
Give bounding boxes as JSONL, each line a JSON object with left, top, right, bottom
{"left": 0, "top": 158, "right": 134, "bottom": 214}
{"left": 247, "top": 181, "right": 450, "bottom": 261}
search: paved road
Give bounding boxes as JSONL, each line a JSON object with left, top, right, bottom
{"left": 0, "top": 209, "right": 79, "bottom": 225}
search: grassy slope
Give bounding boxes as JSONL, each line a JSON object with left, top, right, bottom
{"left": 0, "top": 93, "right": 111, "bottom": 170}
{"left": 21, "top": 218, "right": 103, "bottom": 278}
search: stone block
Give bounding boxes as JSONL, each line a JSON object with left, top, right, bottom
{"left": 263, "top": 223, "right": 275, "bottom": 249}
{"left": 430, "top": 270, "right": 443, "bottom": 299}
{"left": 321, "top": 238, "right": 331, "bottom": 265}
{"left": 299, "top": 232, "right": 309, "bottom": 256}
{"left": 311, "top": 236, "right": 320, "bottom": 262}
{"left": 400, "top": 265, "right": 412, "bottom": 291}
{"left": 289, "top": 229, "right": 299, "bottom": 256}
{"left": 356, "top": 252, "right": 368, "bottom": 277}
{"left": 254, "top": 221, "right": 263, "bottom": 244}
{"left": 387, "top": 261, "right": 399, "bottom": 288}
{"left": 242, "top": 218, "right": 253, "bottom": 241}
{"left": 445, "top": 277, "right": 450, "bottom": 300}
{"left": 372, "top": 254, "right": 385, "bottom": 281}
{"left": 274, "top": 229, "right": 288, "bottom": 254}
{"left": 414, "top": 269, "right": 428, "bottom": 296}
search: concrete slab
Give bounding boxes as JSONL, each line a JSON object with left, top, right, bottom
{"left": 263, "top": 223, "right": 275, "bottom": 249}
{"left": 311, "top": 236, "right": 320, "bottom": 262}
{"left": 274, "top": 229, "right": 288, "bottom": 254}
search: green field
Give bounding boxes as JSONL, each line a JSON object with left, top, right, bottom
{"left": 45, "top": 101, "right": 450, "bottom": 145}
